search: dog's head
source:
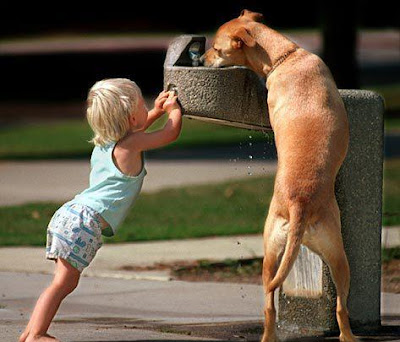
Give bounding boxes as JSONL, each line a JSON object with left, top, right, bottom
{"left": 202, "top": 9, "right": 264, "bottom": 68}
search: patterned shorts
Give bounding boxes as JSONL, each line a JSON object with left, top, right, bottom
{"left": 46, "top": 202, "right": 103, "bottom": 272}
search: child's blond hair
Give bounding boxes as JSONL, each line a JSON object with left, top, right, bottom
{"left": 86, "top": 78, "right": 142, "bottom": 146}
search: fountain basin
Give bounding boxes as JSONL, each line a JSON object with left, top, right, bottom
{"left": 163, "top": 35, "right": 270, "bottom": 131}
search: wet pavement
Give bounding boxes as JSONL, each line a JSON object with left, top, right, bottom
{"left": 1, "top": 271, "right": 399, "bottom": 342}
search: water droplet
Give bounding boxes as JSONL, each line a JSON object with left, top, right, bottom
{"left": 249, "top": 142, "right": 252, "bottom": 146}
{"left": 249, "top": 155, "right": 253, "bottom": 160}
{"left": 249, "top": 135, "right": 252, "bottom": 139}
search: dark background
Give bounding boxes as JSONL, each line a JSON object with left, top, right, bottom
{"left": 0, "top": 0, "right": 398, "bottom": 102}
{"left": 1, "top": 1, "right": 397, "bottom": 36}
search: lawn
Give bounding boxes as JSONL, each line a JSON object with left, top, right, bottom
{"left": 383, "top": 158, "right": 400, "bottom": 226}
{"left": 0, "top": 158, "right": 399, "bottom": 246}
{"left": 368, "top": 83, "right": 400, "bottom": 113}
{"left": 0, "top": 176, "right": 274, "bottom": 246}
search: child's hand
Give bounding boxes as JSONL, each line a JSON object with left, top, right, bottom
{"left": 154, "top": 90, "right": 169, "bottom": 113}
{"left": 163, "top": 91, "right": 181, "bottom": 113}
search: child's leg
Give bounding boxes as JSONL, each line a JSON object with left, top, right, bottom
{"left": 20, "top": 258, "right": 80, "bottom": 342}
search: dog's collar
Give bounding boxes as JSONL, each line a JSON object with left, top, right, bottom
{"left": 266, "top": 46, "right": 299, "bottom": 78}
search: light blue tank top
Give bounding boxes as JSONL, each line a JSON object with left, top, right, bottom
{"left": 70, "top": 142, "right": 146, "bottom": 237}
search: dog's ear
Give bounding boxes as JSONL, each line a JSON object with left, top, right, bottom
{"left": 232, "top": 27, "right": 256, "bottom": 49}
{"left": 239, "top": 9, "right": 264, "bottom": 22}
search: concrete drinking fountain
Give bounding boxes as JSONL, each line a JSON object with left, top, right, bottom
{"left": 164, "top": 35, "right": 385, "bottom": 338}
{"left": 164, "top": 35, "right": 270, "bottom": 131}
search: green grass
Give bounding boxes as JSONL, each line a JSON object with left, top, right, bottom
{"left": 0, "top": 118, "right": 272, "bottom": 160}
{"left": 1, "top": 158, "right": 399, "bottom": 246}
{"left": 382, "top": 247, "right": 400, "bottom": 263}
{"left": 367, "top": 83, "right": 400, "bottom": 112}
{"left": 0, "top": 119, "right": 92, "bottom": 159}
{"left": 383, "top": 158, "right": 400, "bottom": 226}
{"left": 0, "top": 176, "right": 273, "bottom": 246}
{"left": 385, "top": 118, "right": 400, "bottom": 132}
{"left": 0, "top": 203, "right": 60, "bottom": 246}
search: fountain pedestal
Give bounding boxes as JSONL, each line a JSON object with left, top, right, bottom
{"left": 279, "top": 91, "right": 384, "bottom": 333}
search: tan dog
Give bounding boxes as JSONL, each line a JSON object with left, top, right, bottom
{"left": 202, "top": 10, "right": 357, "bottom": 342}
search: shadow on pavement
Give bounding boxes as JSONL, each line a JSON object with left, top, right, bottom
{"left": 74, "top": 321, "right": 400, "bottom": 342}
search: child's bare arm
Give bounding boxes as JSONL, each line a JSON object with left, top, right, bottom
{"left": 142, "top": 90, "right": 169, "bottom": 131}
{"left": 129, "top": 91, "right": 182, "bottom": 151}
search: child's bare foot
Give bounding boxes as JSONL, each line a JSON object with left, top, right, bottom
{"left": 25, "top": 333, "right": 60, "bottom": 342}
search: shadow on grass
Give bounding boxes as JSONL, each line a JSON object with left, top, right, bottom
{"left": 0, "top": 141, "right": 278, "bottom": 161}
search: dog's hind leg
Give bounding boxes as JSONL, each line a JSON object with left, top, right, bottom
{"left": 262, "top": 250, "right": 280, "bottom": 342}
{"left": 261, "top": 201, "right": 288, "bottom": 342}
{"left": 303, "top": 202, "right": 358, "bottom": 342}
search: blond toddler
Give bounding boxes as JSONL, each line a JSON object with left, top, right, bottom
{"left": 20, "top": 78, "right": 182, "bottom": 342}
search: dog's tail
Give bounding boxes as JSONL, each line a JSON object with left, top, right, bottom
{"left": 267, "top": 205, "right": 307, "bottom": 293}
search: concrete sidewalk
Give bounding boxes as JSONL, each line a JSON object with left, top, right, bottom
{"left": 1, "top": 271, "right": 265, "bottom": 341}
{"left": 0, "top": 229, "right": 399, "bottom": 281}
{"left": 1, "top": 233, "right": 399, "bottom": 341}
{"left": 0, "top": 235, "right": 263, "bottom": 281}
{"left": 1, "top": 271, "right": 399, "bottom": 342}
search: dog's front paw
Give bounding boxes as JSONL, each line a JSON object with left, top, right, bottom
{"left": 261, "top": 332, "right": 280, "bottom": 342}
{"left": 339, "top": 333, "right": 359, "bottom": 342}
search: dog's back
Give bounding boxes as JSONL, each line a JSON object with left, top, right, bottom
{"left": 267, "top": 48, "right": 349, "bottom": 211}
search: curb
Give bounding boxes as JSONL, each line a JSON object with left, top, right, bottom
{"left": 382, "top": 226, "right": 400, "bottom": 248}
{"left": 0, "top": 227, "right": 398, "bottom": 282}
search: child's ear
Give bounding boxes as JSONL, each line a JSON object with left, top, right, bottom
{"left": 129, "top": 114, "right": 137, "bottom": 128}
